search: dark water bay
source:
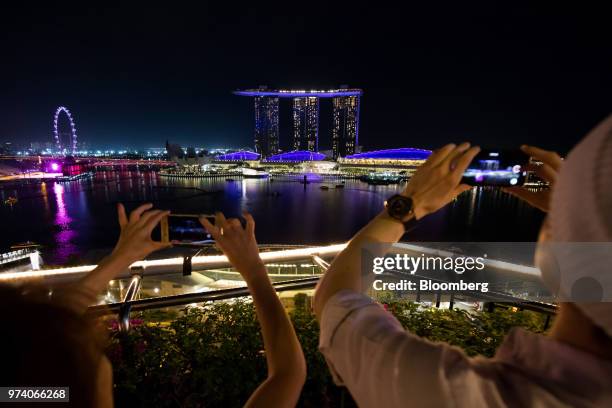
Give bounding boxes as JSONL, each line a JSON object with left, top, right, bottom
{"left": 0, "top": 171, "right": 545, "bottom": 265}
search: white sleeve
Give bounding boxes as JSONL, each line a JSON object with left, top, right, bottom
{"left": 318, "top": 290, "right": 477, "bottom": 408}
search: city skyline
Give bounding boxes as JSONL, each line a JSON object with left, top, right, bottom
{"left": 1, "top": 4, "right": 610, "bottom": 154}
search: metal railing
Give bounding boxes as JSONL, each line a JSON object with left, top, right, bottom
{"left": 1, "top": 242, "right": 557, "bottom": 330}
{"left": 88, "top": 276, "right": 320, "bottom": 318}
{"left": 89, "top": 267, "right": 556, "bottom": 332}
{"left": 118, "top": 266, "right": 144, "bottom": 332}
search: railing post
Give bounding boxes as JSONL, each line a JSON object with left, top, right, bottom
{"left": 118, "top": 265, "right": 144, "bottom": 333}
{"left": 543, "top": 314, "right": 552, "bottom": 331}
{"left": 183, "top": 246, "right": 210, "bottom": 277}
{"left": 183, "top": 256, "right": 192, "bottom": 276}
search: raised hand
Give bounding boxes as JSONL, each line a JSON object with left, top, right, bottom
{"left": 111, "top": 203, "right": 172, "bottom": 264}
{"left": 503, "top": 145, "right": 563, "bottom": 212}
{"left": 200, "top": 211, "right": 266, "bottom": 282}
{"left": 201, "top": 211, "right": 306, "bottom": 407}
{"left": 74, "top": 203, "right": 172, "bottom": 302}
{"left": 404, "top": 142, "right": 481, "bottom": 219}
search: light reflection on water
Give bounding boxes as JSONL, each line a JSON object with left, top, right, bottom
{"left": 52, "top": 182, "right": 77, "bottom": 261}
{"left": 53, "top": 183, "right": 70, "bottom": 225}
{"left": 0, "top": 171, "right": 545, "bottom": 265}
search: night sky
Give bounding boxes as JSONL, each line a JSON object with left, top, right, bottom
{"left": 1, "top": 3, "right": 610, "bottom": 154}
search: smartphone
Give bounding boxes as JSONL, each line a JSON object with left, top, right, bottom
{"left": 159, "top": 214, "right": 215, "bottom": 244}
{"left": 461, "top": 149, "right": 528, "bottom": 186}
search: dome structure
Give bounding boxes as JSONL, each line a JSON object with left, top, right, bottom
{"left": 264, "top": 150, "right": 326, "bottom": 162}
{"left": 216, "top": 151, "right": 260, "bottom": 161}
{"left": 345, "top": 148, "right": 432, "bottom": 161}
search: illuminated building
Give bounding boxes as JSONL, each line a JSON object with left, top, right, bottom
{"left": 235, "top": 87, "right": 363, "bottom": 157}
{"left": 215, "top": 151, "right": 261, "bottom": 161}
{"left": 264, "top": 150, "right": 325, "bottom": 162}
{"left": 254, "top": 96, "right": 280, "bottom": 158}
{"left": 343, "top": 148, "right": 431, "bottom": 162}
{"left": 338, "top": 148, "right": 432, "bottom": 175}
{"left": 292, "top": 97, "right": 319, "bottom": 151}
{"left": 332, "top": 95, "right": 360, "bottom": 159}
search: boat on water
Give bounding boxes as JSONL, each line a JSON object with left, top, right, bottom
{"left": 359, "top": 173, "right": 403, "bottom": 185}
{"left": 225, "top": 178, "right": 236, "bottom": 182}
{"left": 56, "top": 172, "right": 94, "bottom": 182}
{"left": 320, "top": 185, "right": 330, "bottom": 190}
{"left": 242, "top": 167, "right": 269, "bottom": 179}
{"left": 1, "top": 242, "right": 42, "bottom": 272}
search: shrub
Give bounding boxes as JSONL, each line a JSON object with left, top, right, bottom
{"left": 107, "top": 297, "right": 549, "bottom": 407}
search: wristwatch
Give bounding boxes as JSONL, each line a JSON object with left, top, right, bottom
{"left": 384, "top": 194, "right": 418, "bottom": 232}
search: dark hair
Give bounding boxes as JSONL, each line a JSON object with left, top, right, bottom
{"left": 0, "top": 285, "right": 106, "bottom": 407}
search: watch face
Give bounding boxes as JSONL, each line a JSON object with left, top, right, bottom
{"left": 387, "top": 195, "right": 413, "bottom": 219}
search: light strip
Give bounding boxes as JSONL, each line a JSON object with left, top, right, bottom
{"left": 234, "top": 89, "right": 363, "bottom": 98}
{"left": 0, "top": 243, "right": 348, "bottom": 283}
{"left": 0, "top": 242, "right": 540, "bottom": 282}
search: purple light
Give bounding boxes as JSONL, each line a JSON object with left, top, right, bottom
{"left": 216, "top": 151, "right": 260, "bottom": 161}
{"left": 345, "top": 148, "right": 432, "bottom": 161}
{"left": 50, "top": 162, "right": 60, "bottom": 171}
{"left": 264, "top": 150, "right": 325, "bottom": 162}
{"left": 234, "top": 89, "right": 363, "bottom": 98}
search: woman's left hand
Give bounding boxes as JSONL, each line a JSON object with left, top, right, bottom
{"left": 111, "top": 203, "right": 172, "bottom": 264}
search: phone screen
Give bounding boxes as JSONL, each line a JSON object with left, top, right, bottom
{"left": 461, "top": 149, "right": 528, "bottom": 186}
{"left": 158, "top": 214, "right": 215, "bottom": 244}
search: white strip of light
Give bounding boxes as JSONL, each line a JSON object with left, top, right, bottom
{"left": 393, "top": 243, "right": 541, "bottom": 276}
{"left": 0, "top": 243, "right": 348, "bottom": 282}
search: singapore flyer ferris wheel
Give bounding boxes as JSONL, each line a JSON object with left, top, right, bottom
{"left": 53, "top": 106, "right": 78, "bottom": 155}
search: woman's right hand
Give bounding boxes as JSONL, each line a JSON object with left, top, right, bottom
{"left": 503, "top": 145, "right": 563, "bottom": 212}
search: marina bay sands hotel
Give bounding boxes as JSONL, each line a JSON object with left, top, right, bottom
{"left": 234, "top": 87, "right": 363, "bottom": 159}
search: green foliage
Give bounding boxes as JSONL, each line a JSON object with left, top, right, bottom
{"left": 108, "top": 297, "right": 549, "bottom": 407}
{"left": 110, "top": 302, "right": 265, "bottom": 408}
{"left": 384, "top": 301, "right": 547, "bottom": 357}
